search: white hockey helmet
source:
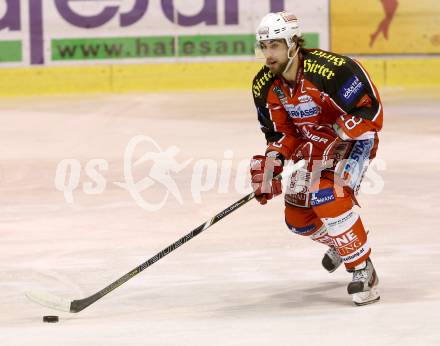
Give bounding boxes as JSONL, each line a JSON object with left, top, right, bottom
{"left": 256, "top": 11, "right": 301, "bottom": 49}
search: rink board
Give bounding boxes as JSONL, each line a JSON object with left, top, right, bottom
{"left": 1, "top": 58, "right": 440, "bottom": 96}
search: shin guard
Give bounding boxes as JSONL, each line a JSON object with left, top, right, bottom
{"left": 322, "top": 209, "right": 370, "bottom": 270}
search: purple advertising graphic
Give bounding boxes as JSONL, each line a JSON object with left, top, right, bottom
{"left": 0, "top": 0, "right": 294, "bottom": 65}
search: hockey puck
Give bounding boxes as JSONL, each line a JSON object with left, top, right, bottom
{"left": 43, "top": 315, "right": 59, "bottom": 323}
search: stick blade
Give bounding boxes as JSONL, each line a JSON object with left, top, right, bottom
{"left": 25, "top": 290, "right": 72, "bottom": 312}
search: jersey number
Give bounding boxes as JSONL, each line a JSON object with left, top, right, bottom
{"left": 344, "top": 116, "right": 362, "bottom": 130}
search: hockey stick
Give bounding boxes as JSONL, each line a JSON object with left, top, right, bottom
{"left": 26, "top": 160, "right": 304, "bottom": 313}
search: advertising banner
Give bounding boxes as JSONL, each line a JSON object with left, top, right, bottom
{"left": 331, "top": 0, "right": 440, "bottom": 54}
{"left": 0, "top": 0, "right": 328, "bottom": 67}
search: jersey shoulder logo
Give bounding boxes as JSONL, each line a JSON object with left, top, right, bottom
{"left": 252, "top": 66, "right": 275, "bottom": 99}
{"left": 303, "top": 50, "right": 348, "bottom": 81}
{"left": 338, "top": 75, "right": 364, "bottom": 106}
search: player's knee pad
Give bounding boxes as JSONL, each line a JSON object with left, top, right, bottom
{"left": 321, "top": 209, "right": 371, "bottom": 269}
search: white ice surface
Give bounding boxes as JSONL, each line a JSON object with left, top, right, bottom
{"left": 1, "top": 89, "right": 439, "bottom": 345}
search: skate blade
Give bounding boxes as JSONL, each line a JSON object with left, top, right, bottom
{"left": 353, "top": 295, "right": 380, "bottom": 306}
{"left": 352, "top": 287, "right": 380, "bottom": 306}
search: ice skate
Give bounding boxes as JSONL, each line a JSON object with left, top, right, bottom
{"left": 321, "top": 247, "right": 343, "bottom": 273}
{"left": 347, "top": 258, "right": 380, "bottom": 306}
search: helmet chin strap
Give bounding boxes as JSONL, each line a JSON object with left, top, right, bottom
{"left": 283, "top": 44, "right": 299, "bottom": 74}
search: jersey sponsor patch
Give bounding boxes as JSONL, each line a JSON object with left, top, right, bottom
{"left": 273, "top": 86, "right": 321, "bottom": 119}
{"left": 287, "top": 102, "right": 321, "bottom": 119}
{"left": 311, "top": 188, "right": 335, "bottom": 206}
{"left": 253, "top": 69, "right": 274, "bottom": 98}
{"left": 339, "top": 75, "right": 364, "bottom": 106}
{"left": 304, "top": 59, "right": 337, "bottom": 80}
{"left": 309, "top": 50, "right": 347, "bottom": 67}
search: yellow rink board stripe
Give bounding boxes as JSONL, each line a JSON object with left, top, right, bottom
{"left": 111, "top": 62, "right": 261, "bottom": 92}
{"left": 0, "top": 58, "right": 439, "bottom": 96}
{"left": 0, "top": 65, "right": 112, "bottom": 96}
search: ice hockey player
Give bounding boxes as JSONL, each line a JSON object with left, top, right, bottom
{"left": 250, "top": 11, "right": 383, "bottom": 306}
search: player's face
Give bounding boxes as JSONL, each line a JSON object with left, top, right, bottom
{"left": 258, "top": 40, "right": 289, "bottom": 75}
